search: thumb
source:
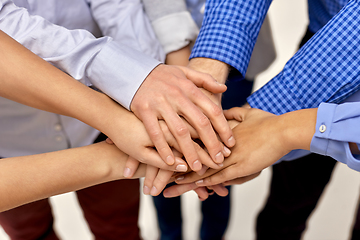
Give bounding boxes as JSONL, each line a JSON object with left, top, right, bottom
{"left": 223, "top": 107, "right": 251, "bottom": 122}
{"left": 178, "top": 66, "right": 227, "bottom": 94}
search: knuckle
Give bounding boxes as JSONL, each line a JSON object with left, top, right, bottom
{"left": 211, "top": 104, "right": 223, "bottom": 117}
{"left": 197, "top": 115, "right": 211, "bottom": 128}
{"left": 149, "top": 129, "right": 163, "bottom": 141}
{"left": 175, "top": 125, "right": 189, "bottom": 137}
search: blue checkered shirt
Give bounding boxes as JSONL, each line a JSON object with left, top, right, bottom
{"left": 190, "top": 0, "right": 360, "bottom": 115}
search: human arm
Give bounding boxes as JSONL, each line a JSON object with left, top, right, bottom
{"left": 0, "top": 0, "right": 160, "bottom": 110}
{"left": 170, "top": 103, "right": 360, "bottom": 193}
{"left": 311, "top": 102, "right": 360, "bottom": 172}
{"left": 189, "top": 0, "right": 272, "bottom": 80}
{"left": 247, "top": 0, "right": 360, "bottom": 114}
{"left": 0, "top": 141, "right": 146, "bottom": 213}
{"left": 0, "top": 30, "right": 190, "bottom": 172}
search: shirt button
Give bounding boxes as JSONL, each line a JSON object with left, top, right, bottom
{"left": 319, "top": 124, "right": 327, "bottom": 133}
{"left": 55, "top": 136, "right": 63, "bottom": 142}
{"left": 54, "top": 124, "right": 62, "bottom": 132}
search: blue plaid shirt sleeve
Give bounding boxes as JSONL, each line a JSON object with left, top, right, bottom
{"left": 190, "top": 0, "right": 272, "bottom": 78}
{"left": 248, "top": 0, "right": 360, "bottom": 115}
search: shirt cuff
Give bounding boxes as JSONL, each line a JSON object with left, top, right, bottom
{"left": 310, "top": 102, "right": 336, "bottom": 156}
{"left": 86, "top": 40, "right": 161, "bottom": 110}
{"left": 151, "top": 12, "right": 199, "bottom": 54}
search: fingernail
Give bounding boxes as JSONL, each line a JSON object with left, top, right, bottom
{"left": 143, "top": 186, "right": 150, "bottom": 195}
{"left": 215, "top": 152, "right": 224, "bottom": 163}
{"left": 176, "top": 175, "right": 185, "bottom": 182}
{"left": 228, "top": 136, "right": 235, "bottom": 146}
{"left": 150, "top": 186, "right": 158, "bottom": 196}
{"left": 217, "top": 163, "right": 223, "bottom": 167}
{"left": 176, "top": 164, "right": 187, "bottom": 172}
{"left": 123, "top": 168, "right": 132, "bottom": 178}
{"left": 192, "top": 160, "right": 202, "bottom": 171}
{"left": 166, "top": 155, "right": 175, "bottom": 165}
{"left": 195, "top": 179, "right": 204, "bottom": 185}
{"left": 223, "top": 146, "right": 231, "bottom": 156}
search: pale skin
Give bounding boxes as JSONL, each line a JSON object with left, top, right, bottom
{"left": 0, "top": 30, "right": 232, "bottom": 200}
{"left": 0, "top": 30, "right": 226, "bottom": 174}
{"left": 0, "top": 30, "right": 210, "bottom": 210}
{"left": 124, "top": 46, "right": 231, "bottom": 196}
{"left": 0, "top": 30, "right": 233, "bottom": 174}
{"left": 163, "top": 107, "right": 319, "bottom": 198}
{"left": 130, "top": 56, "right": 235, "bottom": 171}
{"left": 0, "top": 142, "right": 147, "bottom": 212}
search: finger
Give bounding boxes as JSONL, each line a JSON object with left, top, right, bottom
{"left": 139, "top": 112, "right": 176, "bottom": 165}
{"left": 143, "top": 165, "right": 159, "bottom": 195}
{"left": 178, "top": 66, "right": 227, "bottom": 94}
{"left": 194, "top": 187, "right": 210, "bottom": 201}
{"left": 184, "top": 87, "right": 235, "bottom": 149}
{"left": 195, "top": 164, "right": 242, "bottom": 187}
{"left": 150, "top": 169, "right": 174, "bottom": 196}
{"left": 223, "top": 172, "right": 261, "bottom": 186}
{"left": 223, "top": 107, "right": 249, "bottom": 122}
{"left": 194, "top": 141, "right": 223, "bottom": 170}
{"left": 197, "top": 165, "right": 209, "bottom": 176}
{"left": 139, "top": 148, "right": 188, "bottom": 172}
{"left": 160, "top": 107, "right": 203, "bottom": 172}
{"left": 177, "top": 96, "right": 226, "bottom": 165}
{"left": 161, "top": 121, "right": 220, "bottom": 170}
{"left": 123, "top": 156, "right": 140, "bottom": 178}
{"left": 163, "top": 182, "right": 198, "bottom": 198}
{"left": 105, "top": 137, "right": 114, "bottom": 144}
{"left": 211, "top": 184, "right": 229, "bottom": 197}
{"left": 161, "top": 118, "right": 199, "bottom": 140}
{"left": 175, "top": 167, "right": 219, "bottom": 184}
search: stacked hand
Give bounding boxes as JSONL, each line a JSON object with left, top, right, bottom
{"left": 162, "top": 107, "right": 317, "bottom": 199}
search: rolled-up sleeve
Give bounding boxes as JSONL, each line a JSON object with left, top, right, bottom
{"left": 311, "top": 102, "right": 360, "bottom": 171}
{"left": 142, "top": 0, "right": 199, "bottom": 54}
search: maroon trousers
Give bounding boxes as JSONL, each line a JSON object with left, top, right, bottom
{"left": 0, "top": 179, "right": 141, "bottom": 240}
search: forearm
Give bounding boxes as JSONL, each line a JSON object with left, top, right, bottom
{"left": 0, "top": 30, "right": 133, "bottom": 138}
{"left": 280, "top": 108, "right": 317, "bottom": 151}
{"left": 0, "top": 142, "right": 146, "bottom": 212}
{"left": 247, "top": 0, "right": 360, "bottom": 114}
{"left": 165, "top": 45, "right": 191, "bottom": 66}
{"left": 188, "top": 58, "right": 230, "bottom": 84}
{"left": 187, "top": 58, "right": 230, "bottom": 106}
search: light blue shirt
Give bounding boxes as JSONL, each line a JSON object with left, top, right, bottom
{"left": 0, "top": 0, "right": 164, "bottom": 157}
{"left": 310, "top": 92, "right": 360, "bottom": 172}
{"left": 280, "top": 90, "right": 360, "bottom": 172}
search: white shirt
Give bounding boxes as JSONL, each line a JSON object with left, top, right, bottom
{"left": 0, "top": 0, "right": 165, "bottom": 157}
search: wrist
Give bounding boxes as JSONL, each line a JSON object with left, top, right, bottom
{"left": 280, "top": 108, "right": 317, "bottom": 151}
{"left": 188, "top": 58, "right": 230, "bottom": 84}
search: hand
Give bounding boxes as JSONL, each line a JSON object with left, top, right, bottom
{"left": 162, "top": 183, "right": 230, "bottom": 199}
{"left": 173, "top": 107, "right": 317, "bottom": 187}
{"left": 103, "top": 108, "right": 192, "bottom": 174}
{"left": 131, "top": 64, "right": 235, "bottom": 171}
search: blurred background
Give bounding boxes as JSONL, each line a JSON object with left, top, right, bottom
{"left": 1, "top": 0, "right": 360, "bottom": 239}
